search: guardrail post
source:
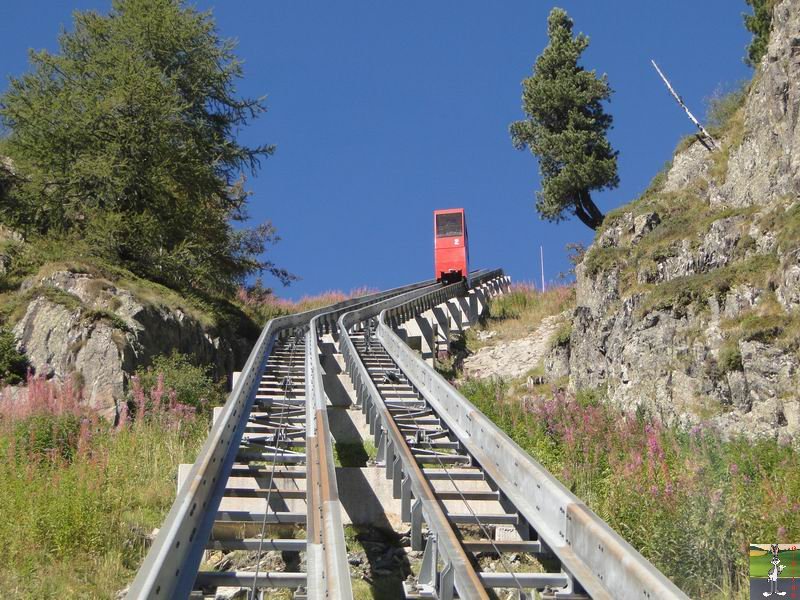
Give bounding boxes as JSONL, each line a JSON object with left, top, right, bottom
{"left": 418, "top": 532, "right": 438, "bottom": 589}
{"left": 411, "top": 499, "right": 424, "bottom": 550}
{"left": 392, "top": 467, "right": 403, "bottom": 501}
{"left": 400, "top": 476, "right": 412, "bottom": 521}
{"left": 439, "top": 562, "right": 455, "bottom": 600}
{"left": 376, "top": 428, "right": 386, "bottom": 463}
{"left": 431, "top": 305, "right": 450, "bottom": 359}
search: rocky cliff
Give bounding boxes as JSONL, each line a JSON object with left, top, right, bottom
{"left": 13, "top": 269, "right": 244, "bottom": 415}
{"left": 0, "top": 241, "right": 254, "bottom": 415}
{"left": 550, "top": 0, "right": 800, "bottom": 441}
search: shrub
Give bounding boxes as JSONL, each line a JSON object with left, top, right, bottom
{"left": 133, "top": 351, "right": 225, "bottom": 414}
{"left": 719, "top": 343, "right": 743, "bottom": 373}
{"left": 744, "top": 0, "right": 778, "bottom": 67}
{"left": 0, "top": 328, "right": 28, "bottom": 384}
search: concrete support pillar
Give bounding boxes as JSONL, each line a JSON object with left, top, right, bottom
{"left": 431, "top": 305, "right": 450, "bottom": 357}
{"left": 473, "top": 286, "right": 488, "bottom": 320}
{"left": 446, "top": 298, "right": 466, "bottom": 332}
{"left": 415, "top": 310, "right": 436, "bottom": 366}
{"left": 398, "top": 316, "right": 424, "bottom": 355}
{"left": 466, "top": 289, "right": 485, "bottom": 326}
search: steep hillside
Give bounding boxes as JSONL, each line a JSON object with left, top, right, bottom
{"left": 551, "top": 0, "right": 800, "bottom": 440}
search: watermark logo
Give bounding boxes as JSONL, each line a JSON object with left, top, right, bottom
{"left": 750, "top": 544, "right": 799, "bottom": 598}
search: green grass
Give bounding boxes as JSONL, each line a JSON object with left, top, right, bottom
{"left": 550, "top": 320, "right": 572, "bottom": 349}
{"left": 636, "top": 253, "right": 779, "bottom": 318}
{"left": 717, "top": 292, "right": 800, "bottom": 355}
{"left": 0, "top": 234, "right": 263, "bottom": 345}
{"left": 470, "top": 284, "right": 575, "bottom": 349}
{"left": 758, "top": 201, "right": 800, "bottom": 256}
{"left": 334, "top": 440, "right": 378, "bottom": 467}
{"left": 344, "top": 526, "right": 412, "bottom": 600}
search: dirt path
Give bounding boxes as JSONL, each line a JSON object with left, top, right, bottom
{"left": 462, "top": 313, "right": 565, "bottom": 380}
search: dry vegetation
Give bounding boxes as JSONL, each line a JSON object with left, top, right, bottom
{"left": 466, "top": 283, "right": 575, "bottom": 351}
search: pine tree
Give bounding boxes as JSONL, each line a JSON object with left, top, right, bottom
{"left": 510, "top": 7, "right": 618, "bottom": 231}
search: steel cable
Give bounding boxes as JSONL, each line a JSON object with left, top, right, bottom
{"left": 249, "top": 333, "right": 301, "bottom": 600}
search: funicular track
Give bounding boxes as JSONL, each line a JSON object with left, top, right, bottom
{"left": 338, "top": 273, "right": 691, "bottom": 600}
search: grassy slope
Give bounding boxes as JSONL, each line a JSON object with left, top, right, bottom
{"left": 452, "top": 287, "right": 800, "bottom": 600}
{"left": 467, "top": 283, "right": 574, "bottom": 350}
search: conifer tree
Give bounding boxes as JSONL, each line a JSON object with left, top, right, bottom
{"left": 743, "top": 0, "right": 776, "bottom": 67}
{"left": 510, "top": 7, "right": 618, "bottom": 231}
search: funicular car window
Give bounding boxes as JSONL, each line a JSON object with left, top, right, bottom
{"left": 436, "top": 213, "right": 463, "bottom": 237}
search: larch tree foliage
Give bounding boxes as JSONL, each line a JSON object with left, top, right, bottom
{"left": 0, "top": 0, "right": 291, "bottom": 296}
{"left": 510, "top": 7, "right": 618, "bottom": 231}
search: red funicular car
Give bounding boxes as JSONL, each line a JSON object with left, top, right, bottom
{"left": 434, "top": 208, "right": 469, "bottom": 284}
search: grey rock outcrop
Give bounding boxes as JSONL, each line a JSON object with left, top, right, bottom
{"left": 559, "top": 0, "right": 800, "bottom": 441}
{"left": 722, "top": 0, "right": 800, "bottom": 208}
{"left": 12, "top": 270, "right": 239, "bottom": 414}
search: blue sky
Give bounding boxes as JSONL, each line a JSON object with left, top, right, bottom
{"left": 0, "top": 1, "right": 753, "bottom": 298}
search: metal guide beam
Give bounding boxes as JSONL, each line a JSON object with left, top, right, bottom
{"left": 305, "top": 320, "right": 353, "bottom": 599}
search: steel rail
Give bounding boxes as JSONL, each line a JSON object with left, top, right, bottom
{"left": 390, "top": 381, "right": 527, "bottom": 598}
{"left": 126, "top": 279, "right": 436, "bottom": 600}
{"left": 373, "top": 279, "right": 691, "bottom": 599}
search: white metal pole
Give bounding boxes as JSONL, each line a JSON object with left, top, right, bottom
{"left": 540, "top": 245, "right": 545, "bottom": 292}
